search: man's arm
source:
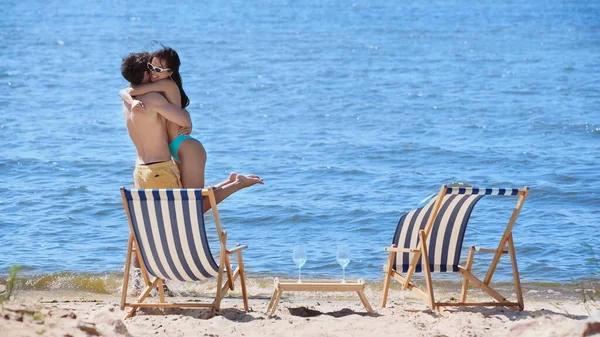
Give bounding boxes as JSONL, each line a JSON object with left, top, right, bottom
{"left": 142, "top": 92, "right": 192, "bottom": 128}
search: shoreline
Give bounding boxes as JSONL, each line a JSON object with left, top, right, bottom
{"left": 3, "top": 271, "right": 597, "bottom": 300}
{"left": 2, "top": 277, "right": 599, "bottom": 337}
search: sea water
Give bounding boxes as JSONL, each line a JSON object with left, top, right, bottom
{"left": 1, "top": 0, "right": 599, "bottom": 292}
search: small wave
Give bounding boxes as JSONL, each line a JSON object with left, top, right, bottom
{"left": 19, "top": 272, "right": 123, "bottom": 294}
{"left": 348, "top": 227, "right": 378, "bottom": 233}
{"left": 65, "top": 186, "right": 90, "bottom": 194}
{"left": 340, "top": 169, "right": 369, "bottom": 176}
{"left": 466, "top": 124, "right": 487, "bottom": 129}
{"left": 500, "top": 90, "right": 539, "bottom": 96}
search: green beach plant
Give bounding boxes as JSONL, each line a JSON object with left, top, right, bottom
{"left": 580, "top": 243, "right": 599, "bottom": 316}
{"left": 1, "top": 265, "right": 22, "bottom": 305}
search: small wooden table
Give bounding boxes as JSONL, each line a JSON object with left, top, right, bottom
{"left": 266, "top": 278, "right": 374, "bottom": 315}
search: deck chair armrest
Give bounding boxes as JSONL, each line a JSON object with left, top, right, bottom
{"left": 474, "top": 246, "right": 508, "bottom": 254}
{"left": 226, "top": 244, "right": 248, "bottom": 254}
{"left": 384, "top": 247, "right": 419, "bottom": 253}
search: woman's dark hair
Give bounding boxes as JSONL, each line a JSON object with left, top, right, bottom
{"left": 150, "top": 47, "right": 190, "bottom": 108}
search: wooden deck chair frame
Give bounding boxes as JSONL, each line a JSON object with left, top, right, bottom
{"left": 381, "top": 185, "right": 530, "bottom": 313}
{"left": 119, "top": 187, "right": 249, "bottom": 319}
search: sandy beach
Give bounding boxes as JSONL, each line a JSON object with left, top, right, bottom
{"left": 3, "top": 1, "right": 600, "bottom": 337}
{"left": 2, "top": 278, "right": 599, "bottom": 337}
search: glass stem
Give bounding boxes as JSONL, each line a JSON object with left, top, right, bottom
{"left": 298, "top": 267, "right": 302, "bottom": 283}
{"left": 342, "top": 267, "right": 346, "bottom": 282}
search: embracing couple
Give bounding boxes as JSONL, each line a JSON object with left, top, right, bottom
{"left": 119, "top": 47, "right": 263, "bottom": 212}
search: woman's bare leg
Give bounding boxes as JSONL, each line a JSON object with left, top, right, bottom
{"left": 178, "top": 139, "right": 207, "bottom": 188}
{"left": 202, "top": 174, "right": 264, "bottom": 213}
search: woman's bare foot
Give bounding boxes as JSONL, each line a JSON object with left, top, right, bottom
{"left": 235, "top": 174, "right": 264, "bottom": 187}
{"left": 214, "top": 173, "right": 239, "bottom": 189}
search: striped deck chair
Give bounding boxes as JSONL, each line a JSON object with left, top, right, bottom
{"left": 381, "top": 185, "right": 530, "bottom": 313}
{"left": 119, "top": 187, "right": 249, "bottom": 319}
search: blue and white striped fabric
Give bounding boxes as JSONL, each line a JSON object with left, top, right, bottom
{"left": 123, "top": 189, "right": 219, "bottom": 281}
{"left": 445, "top": 187, "right": 520, "bottom": 196}
{"left": 392, "top": 192, "right": 485, "bottom": 273}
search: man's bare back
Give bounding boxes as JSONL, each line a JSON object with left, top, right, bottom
{"left": 123, "top": 92, "right": 172, "bottom": 165}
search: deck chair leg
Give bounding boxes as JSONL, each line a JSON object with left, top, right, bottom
{"left": 121, "top": 232, "right": 134, "bottom": 310}
{"left": 214, "top": 247, "right": 226, "bottom": 311}
{"left": 381, "top": 246, "right": 396, "bottom": 307}
{"left": 237, "top": 251, "right": 249, "bottom": 310}
{"left": 508, "top": 235, "right": 524, "bottom": 310}
{"left": 271, "top": 286, "right": 283, "bottom": 316}
{"left": 224, "top": 253, "right": 235, "bottom": 291}
{"left": 266, "top": 287, "right": 279, "bottom": 315}
{"left": 124, "top": 307, "right": 138, "bottom": 319}
{"left": 203, "top": 307, "right": 216, "bottom": 319}
{"left": 157, "top": 279, "right": 165, "bottom": 303}
{"left": 460, "top": 246, "right": 476, "bottom": 303}
{"left": 419, "top": 230, "right": 435, "bottom": 310}
{"left": 357, "top": 290, "right": 374, "bottom": 313}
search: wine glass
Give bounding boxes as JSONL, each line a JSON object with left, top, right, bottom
{"left": 337, "top": 244, "right": 350, "bottom": 283}
{"left": 293, "top": 245, "right": 307, "bottom": 283}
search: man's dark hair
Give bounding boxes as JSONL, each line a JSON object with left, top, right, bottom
{"left": 121, "top": 52, "right": 150, "bottom": 85}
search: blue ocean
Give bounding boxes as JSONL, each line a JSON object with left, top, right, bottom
{"left": 1, "top": 0, "right": 599, "bottom": 292}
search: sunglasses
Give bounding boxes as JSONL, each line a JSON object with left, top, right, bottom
{"left": 147, "top": 62, "right": 171, "bottom": 73}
